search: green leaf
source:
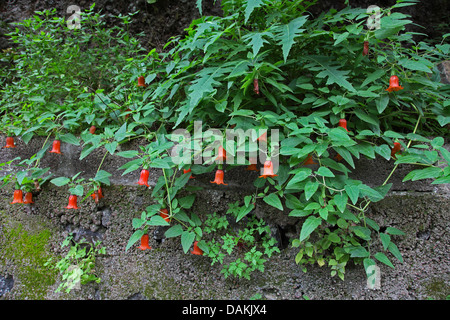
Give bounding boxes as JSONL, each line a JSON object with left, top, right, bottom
{"left": 105, "top": 141, "right": 118, "bottom": 155}
{"left": 276, "top": 16, "right": 308, "bottom": 62}
{"left": 361, "top": 69, "right": 386, "bottom": 87}
{"left": 116, "top": 150, "right": 140, "bottom": 158}
{"left": 374, "top": 252, "right": 395, "bottom": 269}
{"left": 304, "top": 55, "right": 356, "bottom": 92}
{"left": 334, "top": 192, "right": 348, "bottom": 213}
{"left": 385, "top": 227, "right": 405, "bottom": 236}
{"left": 286, "top": 168, "right": 312, "bottom": 189}
{"left": 181, "top": 231, "right": 195, "bottom": 253}
{"left": 345, "top": 184, "right": 359, "bottom": 204}
{"left": 125, "top": 229, "right": 144, "bottom": 251}
{"left": 244, "top": 0, "right": 265, "bottom": 23}
{"left": 179, "top": 194, "right": 196, "bottom": 209}
{"left": 299, "top": 216, "right": 322, "bottom": 242}
{"left": 94, "top": 170, "right": 112, "bottom": 186}
{"left": 317, "top": 167, "right": 335, "bottom": 177}
{"left": 351, "top": 226, "right": 371, "bottom": 241}
{"left": 263, "top": 193, "right": 283, "bottom": 211}
{"left": 51, "top": 177, "right": 71, "bottom": 187}
{"left": 304, "top": 180, "right": 319, "bottom": 201}
{"left": 60, "top": 133, "right": 80, "bottom": 146}
{"left": 147, "top": 215, "right": 170, "bottom": 226}
{"left": 398, "top": 57, "right": 432, "bottom": 73}
{"left": 380, "top": 233, "right": 391, "bottom": 250}
{"left": 242, "top": 32, "right": 270, "bottom": 57}
{"left": 388, "top": 242, "right": 403, "bottom": 263}
{"left": 165, "top": 225, "right": 183, "bottom": 238}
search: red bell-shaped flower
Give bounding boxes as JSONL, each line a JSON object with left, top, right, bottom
{"left": 89, "top": 126, "right": 96, "bottom": 134}
{"left": 137, "top": 76, "right": 147, "bottom": 87}
{"left": 257, "top": 131, "right": 267, "bottom": 143}
{"left": 191, "top": 241, "right": 203, "bottom": 255}
{"left": 183, "top": 168, "right": 195, "bottom": 179}
{"left": 338, "top": 119, "right": 349, "bottom": 132}
{"left": 4, "top": 136, "right": 16, "bottom": 148}
{"left": 50, "top": 140, "right": 62, "bottom": 154}
{"left": 159, "top": 208, "right": 170, "bottom": 223}
{"left": 23, "top": 192, "right": 34, "bottom": 204}
{"left": 11, "top": 190, "right": 23, "bottom": 204}
{"left": 303, "top": 154, "right": 316, "bottom": 165}
{"left": 66, "top": 195, "right": 79, "bottom": 209}
{"left": 253, "top": 78, "right": 260, "bottom": 95}
{"left": 391, "top": 142, "right": 402, "bottom": 160}
{"left": 91, "top": 187, "right": 104, "bottom": 203}
{"left": 259, "top": 160, "right": 278, "bottom": 178}
{"left": 216, "top": 146, "right": 227, "bottom": 162}
{"left": 363, "top": 41, "right": 369, "bottom": 56}
{"left": 138, "top": 234, "right": 152, "bottom": 250}
{"left": 137, "top": 169, "right": 150, "bottom": 187}
{"left": 386, "top": 75, "right": 404, "bottom": 92}
{"left": 210, "top": 169, "right": 228, "bottom": 185}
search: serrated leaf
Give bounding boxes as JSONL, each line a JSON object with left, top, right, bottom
{"left": 60, "top": 133, "right": 80, "bottom": 146}
{"left": 165, "top": 224, "right": 183, "bottom": 238}
{"left": 380, "top": 233, "right": 391, "bottom": 250}
{"left": 244, "top": 0, "right": 265, "bottom": 23}
{"left": 385, "top": 227, "right": 405, "bottom": 236}
{"left": 388, "top": 242, "right": 403, "bottom": 263}
{"left": 304, "top": 180, "right": 319, "bottom": 201}
{"left": 317, "top": 166, "right": 335, "bottom": 177}
{"left": 181, "top": 231, "right": 195, "bottom": 253}
{"left": 94, "top": 170, "right": 112, "bottom": 186}
{"left": 276, "top": 16, "right": 308, "bottom": 62}
{"left": 51, "top": 177, "right": 71, "bottom": 187}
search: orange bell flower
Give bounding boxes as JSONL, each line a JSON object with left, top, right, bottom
{"left": 137, "top": 169, "right": 150, "bottom": 187}
{"left": 138, "top": 234, "right": 152, "bottom": 250}
{"left": 23, "top": 192, "right": 34, "bottom": 204}
{"left": 391, "top": 142, "right": 402, "bottom": 160}
{"left": 211, "top": 169, "right": 228, "bottom": 185}
{"left": 338, "top": 119, "right": 349, "bottom": 132}
{"left": 50, "top": 140, "right": 62, "bottom": 154}
{"left": 66, "top": 195, "right": 79, "bottom": 209}
{"left": 137, "top": 76, "right": 147, "bottom": 87}
{"left": 183, "top": 168, "right": 195, "bottom": 179}
{"left": 89, "top": 126, "right": 96, "bottom": 134}
{"left": 303, "top": 154, "right": 316, "bottom": 165}
{"left": 11, "top": 190, "right": 23, "bottom": 204}
{"left": 159, "top": 208, "right": 170, "bottom": 223}
{"left": 191, "top": 241, "right": 203, "bottom": 255}
{"left": 259, "top": 160, "right": 278, "bottom": 178}
{"left": 91, "top": 187, "right": 104, "bottom": 203}
{"left": 4, "top": 136, "right": 16, "bottom": 148}
{"left": 386, "top": 75, "right": 404, "bottom": 92}
{"left": 363, "top": 41, "right": 369, "bottom": 56}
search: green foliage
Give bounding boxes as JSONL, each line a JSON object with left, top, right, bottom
{"left": 1, "top": 0, "right": 449, "bottom": 285}
{"left": 45, "top": 234, "right": 105, "bottom": 293}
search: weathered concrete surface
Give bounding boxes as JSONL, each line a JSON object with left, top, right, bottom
{"left": 0, "top": 135, "right": 449, "bottom": 300}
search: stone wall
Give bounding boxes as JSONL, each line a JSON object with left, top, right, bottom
{"left": 0, "top": 135, "right": 448, "bottom": 300}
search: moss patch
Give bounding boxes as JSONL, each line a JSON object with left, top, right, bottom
{"left": 1, "top": 220, "right": 58, "bottom": 299}
{"left": 423, "top": 277, "right": 450, "bottom": 300}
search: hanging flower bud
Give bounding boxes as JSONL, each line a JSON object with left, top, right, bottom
{"left": 91, "top": 187, "right": 104, "bottom": 204}
{"left": 11, "top": 190, "right": 23, "bottom": 204}
{"left": 391, "top": 142, "right": 402, "bottom": 160}
{"left": 138, "top": 234, "right": 152, "bottom": 250}
{"left": 210, "top": 169, "right": 228, "bottom": 185}
{"left": 191, "top": 241, "right": 203, "bottom": 255}
{"left": 259, "top": 160, "right": 278, "bottom": 178}
{"left": 216, "top": 146, "right": 227, "bottom": 162}
{"left": 49, "top": 140, "right": 62, "bottom": 154}
{"left": 303, "top": 154, "right": 316, "bottom": 165}
{"left": 159, "top": 208, "right": 170, "bottom": 223}
{"left": 137, "top": 76, "right": 147, "bottom": 87}
{"left": 253, "top": 78, "right": 260, "bottom": 95}
{"left": 4, "top": 136, "right": 16, "bottom": 148}
{"left": 125, "top": 108, "right": 132, "bottom": 120}
{"left": 89, "top": 126, "right": 96, "bottom": 134}
{"left": 23, "top": 192, "right": 34, "bottom": 204}
{"left": 66, "top": 195, "right": 79, "bottom": 209}
{"left": 386, "top": 75, "right": 404, "bottom": 92}
{"left": 137, "top": 169, "right": 150, "bottom": 187}
{"left": 363, "top": 41, "right": 369, "bottom": 56}
{"left": 183, "top": 168, "right": 195, "bottom": 179}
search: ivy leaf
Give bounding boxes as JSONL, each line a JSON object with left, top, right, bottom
{"left": 275, "top": 16, "right": 308, "bottom": 62}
